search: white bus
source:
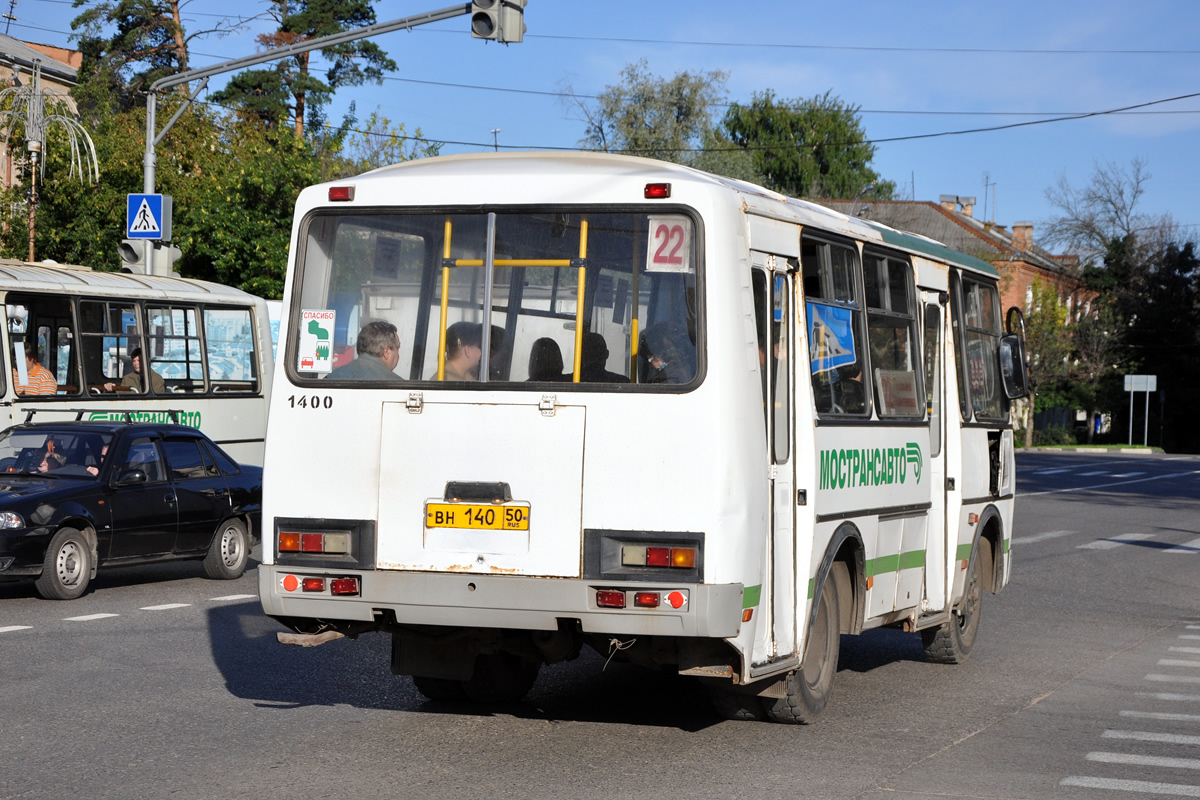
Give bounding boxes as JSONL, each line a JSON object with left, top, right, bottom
{"left": 2, "top": 260, "right": 273, "bottom": 465}
{"left": 260, "top": 152, "right": 1028, "bottom": 722}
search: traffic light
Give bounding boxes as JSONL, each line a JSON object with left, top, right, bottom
{"left": 471, "top": 0, "right": 525, "bottom": 43}
{"left": 120, "top": 239, "right": 182, "bottom": 276}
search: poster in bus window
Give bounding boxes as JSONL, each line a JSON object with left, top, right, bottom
{"left": 807, "top": 302, "right": 856, "bottom": 374}
{"left": 298, "top": 309, "right": 335, "bottom": 372}
{"left": 645, "top": 216, "right": 692, "bottom": 273}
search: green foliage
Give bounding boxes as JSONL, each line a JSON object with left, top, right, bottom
{"left": 574, "top": 58, "right": 729, "bottom": 163}
{"left": 721, "top": 90, "right": 895, "bottom": 199}
{"left": 212, "top": 0, "right": 396, "bottom": 137}
{"left": 1033, "top": 426, "right": 1079, "bottom": 447}
{"left": 71, "top": 0, "right": 189, "bottom": 107}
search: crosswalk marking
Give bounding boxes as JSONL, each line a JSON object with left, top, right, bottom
{"left": 209, "top": 594, "right": 256, "bottom": 601}
{"left": 63, "top": 613, "right": 119, "bottom": 622}
{"left": 1078, "top": 533, "right": 1155, "bottom": 550}
{"left": 1160, "top": 659, "right": 1200, "bottom": 669}
{"left": 1165, "top": 537, "right": 1200, "bottom": 554}
{"left": 1146, "top": 674, "right": 1200, "bottom": 686}
{"left": 1087, "top": 751, "right": 1200, "bottom": 770}
{"left": 1013, "top": 529, "right": 1077, "bottom": 545}
{"left": 0, "top": 625, "right": 32, "bottom": 633}
{"left": 1171, "top": 648, "right": 1200, "bottom": 654}
{"left": 1121, "top": 709, "right": 1200, "bottom": 723}
{"left": 140, "top": 603, "right": 191, "bottom": 611}
{"left": 1062, "top": 776, "right": 1200, "bottom": 796}
{"left": 1103, "top": 729, "right": 1200, "bottom": 746}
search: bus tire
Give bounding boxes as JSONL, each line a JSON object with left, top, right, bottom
{"left": 35, "top": 528, "right": 92, "bottom": 600}
{"left": 706, "top": 685, "right": 768, "bottom": 721}
{"left": 922, "top": 550, "right": 983, "bottom": 664}
{"left": 204, "top": 519, "right": 249, "bottom": 580}
{"left": 461, "top": 653, "right": 539, "bottom": 704}
{"left": 412, "top": 676, "right": 468, "bottom": 703}
{"left": 763, "top": 567, "right": 841, "bottom": 724}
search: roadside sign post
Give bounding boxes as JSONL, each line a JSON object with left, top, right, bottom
{"left": 1123, "top": 374, "right": 1157, "bottom": 446}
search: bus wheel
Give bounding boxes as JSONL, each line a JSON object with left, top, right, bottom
{"left": 412, "top": 676, "right": 468, "bottom": 703}
{"left": 204, "top": 519, "right": 249, "bottom": 580}
{"left": 461, "top": 653, "right": 539, "bottom": 704}
{"left": 35, "top": 528, "right": 92, "bottom": 600}
{"left": 763, "top": 568, "right": 841, "bottom": 724}
{"left": 706, "top": 684, "right": 768, "bottom": 721}
{"left": 922, "top": 550, "right": 983, "bottom": 664}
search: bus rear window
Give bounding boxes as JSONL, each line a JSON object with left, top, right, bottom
{"left": 292, "top": 210, "right": 700, "bottom": 389}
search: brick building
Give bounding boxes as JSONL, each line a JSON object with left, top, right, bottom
{"left": 817, "top": 194, "right": 1089, "bottom": 318}
{"left": 0, "top": 34, "right": 81, "bottom": 192}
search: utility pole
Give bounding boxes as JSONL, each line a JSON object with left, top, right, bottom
{"left": 491, "top": 128, "right": 501, "bottom": 151}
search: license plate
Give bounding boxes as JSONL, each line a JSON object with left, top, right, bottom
{"left": 425, "top": 502, "right": 530, "bottom": 531}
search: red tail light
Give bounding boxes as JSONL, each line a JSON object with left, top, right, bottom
{"left": 596, "top": 589, "right": 626, "bottom": 608}
{"left": 330, "top": 577, "right": 360, "bottom": 596}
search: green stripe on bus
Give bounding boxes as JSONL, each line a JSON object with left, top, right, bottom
{"left": 864, "top": 549, "right": 926, "bottom": 577}
{"left": 956, "top": 543, "right": 973, "bottom": 561}
{"left": 1003, "top": 537, "right": 1010, "bottom": 554}
{"left": 743, "top": 584, "right": 761, "bottom": 609}
{"left": 808, "top": 578, "right": 815, "bottom": 599}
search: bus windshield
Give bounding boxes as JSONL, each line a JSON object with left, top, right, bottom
{"left": 291, "top": 210, "right": 700, "bottom": 387}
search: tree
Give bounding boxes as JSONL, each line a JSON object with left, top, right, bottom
{"left": 565, "top": 59, "right": 728, "bottom": 163}
{"left": 339, "top": 107, "right": 442, "bottom": 176}
{"left": 71, "top": 0, "right": 247, "bottom": 107}
{"left": 721, "top": 90, "right": 895, "bottom": 199}
{"left": 212, "top": 0, "right": 396, "bottom": 139}
{"left": 1021, "top": 280, "right": 1071, "bottom": 448}
{"left": 1069, "top": 298, "right": 1122, "bottom": 443}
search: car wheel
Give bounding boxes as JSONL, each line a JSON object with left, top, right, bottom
{"left": 35, "top": 528, "right": 92, "bottom": 600}
{"left": 203, "top": 518, "right": 249, "bottom": 580}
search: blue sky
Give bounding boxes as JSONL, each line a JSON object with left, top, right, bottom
{"left": 11, "top": 1, "right": 1200, "bottom": 251}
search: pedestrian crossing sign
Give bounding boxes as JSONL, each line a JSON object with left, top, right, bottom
{"left": 126, "top": 193, "right": 172, "bottom": 240}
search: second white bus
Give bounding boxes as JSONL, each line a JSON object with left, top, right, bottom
{"left": 259, "top": 152, "right": 1028, "bottom": 722}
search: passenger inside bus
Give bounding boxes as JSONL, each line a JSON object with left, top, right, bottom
{"left": 527, "top": 338, "right": 568, "bottom": 382}
{"left": 438, "top": 322, "right": 483, "bottom": 381}
{"left": 327, "top": 320, "right": 403, "bottom": 382}
{"left": 580, "top": 333, "right": 629, "bottom": 383}
{"left": 640, "top": 322, "right": 696, "bottom": 384}
{"left": 12, "top": 347, "right": 58, "bottom": 396}
{"left": 103, "top": 348, "right": 166, "bottom": 394}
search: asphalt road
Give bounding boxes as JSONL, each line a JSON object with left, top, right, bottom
{"left": 2, "top": 449, "right": 1199, "bottom": 799}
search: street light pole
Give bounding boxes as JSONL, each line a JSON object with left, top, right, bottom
{"left": 491, "top": 128, "right": 501, "bottom": 151}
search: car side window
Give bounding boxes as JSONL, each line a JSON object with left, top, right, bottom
{"left": 201, "top": 441, "right": 241, "bottom": 476}
{"left": 117, "top": 437, "right": 166, "bottom": 483}
{"left": 161, "top": 438, "right": 210, "bottom": 481}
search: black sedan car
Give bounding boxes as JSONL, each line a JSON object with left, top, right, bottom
{"left": 0, "top": 420, "right": 262, "bottom": 600}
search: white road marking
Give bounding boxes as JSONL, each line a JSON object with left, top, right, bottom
{"left": 1190, "top": 625, "right": 1200, "bottom": 630}
{"left": 1172, "top": 648, "right": 1200, "bottom": 655}
{"left": 1013, "top": 530, "right": 1077, "bottom": 545}
{"left": 1121, "top": 709, "right": 1200, "bottom": 723}
{"left": 1180, "top": 635, "right": 1200, "bottom": 640}
{"left": 1024, "top": 469, "right": 1200, "bottom": 497}
{"left": 0, "top": 625, "right": 32, "bottom": 633}
{"left": 1146, "top": 674, "right": 1200, "bottom": 685}
{"left": 1161, "top": 660, "right": 1200, "bottom": 669}
{"left": 1088, "top": 751, "right": 1200, "bottom": 770}
{"left": 1061, "top": 776, "right": 1200, "bottom": 796}
{"left": 63, "top": 613, "right": 119, "bottom": 622}
{"left": 1165, "top": 537, "right": 1200, "bottom": 554}
{"left": 1103, "top": 729, "right": 1200, "bottom": 745}
{"left": 140, "top": 603, "right": 191, "bottom": 611}
{"left": 1078, "top": 533, "right": 1155, "bottom": 550}
{"left": 1138, "top": 692, "right": 1200, "bottom": 702}
{"left": 209, "top": 594, "right": 256, "bottom": 601}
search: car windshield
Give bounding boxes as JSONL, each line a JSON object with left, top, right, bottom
{"left": 0, "top": 428, "right": 114, "bottom": 479}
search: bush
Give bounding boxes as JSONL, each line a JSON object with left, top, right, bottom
{"left": 1033, "top": 426, "right": 1079, "bottom": 447}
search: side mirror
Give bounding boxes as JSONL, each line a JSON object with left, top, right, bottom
{"left": 998, "top": 334, "right": 1028, "bottom": 400}
{"left": 115, "top": 468, "right": 148, "bottom": 486}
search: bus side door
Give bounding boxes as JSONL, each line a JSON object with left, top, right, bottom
{"left": 920, "top": 289, "right": 949, "bottom": 611}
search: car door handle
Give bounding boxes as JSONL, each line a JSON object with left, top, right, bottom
{"left": 164, "top": 492, "right": 177, "bottom": 506}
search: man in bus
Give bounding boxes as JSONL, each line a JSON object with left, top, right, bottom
{"left": 327, "top": 320, "right": 403, "bottom": 382}
{"left": 104, "top": 347, "right": 165, "bottom": 393}
{"left": 12, "top": 347, "right": 57, "bottom": 396}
